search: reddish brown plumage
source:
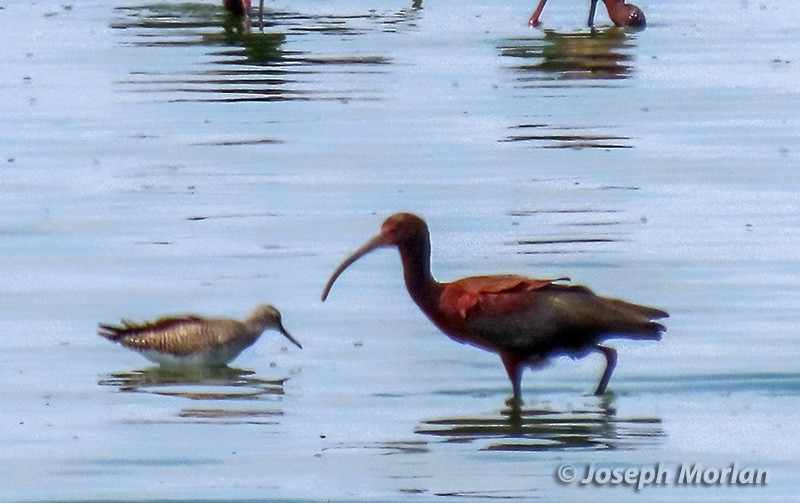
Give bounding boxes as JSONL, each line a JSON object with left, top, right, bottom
{"left": 223, "top": 0, "right": 252, "bottom": 17}
{"left": 441, "top": 276, "right": 555, "bottom": 319}
{"left": 322, "top": 213, "right": 667, "bottom": 405}
{"left": 603, "top": 0, "right": 646, "bottom": 27}
{"left": 529, "top": 0, "right": 646, "bottom": 28}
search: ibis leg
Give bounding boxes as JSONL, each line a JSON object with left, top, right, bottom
{"left": 593, "top": 345, "right": 617, "bottom": 395}
{"left": 528, "top": 0, "right": 549, "bottom": 27}
{"left": 501, "top": 353, "right": 524, "bottom": 406}
{"left": 588, "top": 0, "right": 599, "bottom": 27}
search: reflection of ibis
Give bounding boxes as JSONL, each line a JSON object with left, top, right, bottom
{"left": 99, "top": 304, "right": 302, "bottom": 367}
{"left": 529, "top": 0, "right": 646, "bottom": 28}
{"left": 322, "top": 213, "right": 666, "bottom": 405}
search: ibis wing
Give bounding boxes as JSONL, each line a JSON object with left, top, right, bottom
{"left": 442, "top": 280, "right": 666, "bottom": 356}
{"left": 440, "top": 275, "right": 557, "bottom": 320}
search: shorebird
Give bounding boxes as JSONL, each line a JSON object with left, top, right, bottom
{"left": 321, "top": 213, "right": 667, "bottom": 405}
{"left": 99, "top": 304, "right": 302, "bottom": 368}
{"left": 529, "top": 0, "right": 646, "bottom": 28}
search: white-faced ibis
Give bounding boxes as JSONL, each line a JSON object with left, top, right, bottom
{"left": 529, "top": 0, "right": 646, "bottom": 28}
{"left": 99, "top": 304, "right": 302, "bottom": 368}
{"left": 321, "top": 213, "right": 667, "bottom": 405}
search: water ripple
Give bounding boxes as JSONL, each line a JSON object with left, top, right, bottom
{"left": 98, "top": 366, "right": 290, "bottom": 424}
{"left": 111, "top": 3, "right": 397, "bottom": 103}
{"left": 416, "top": 395, "right": 664, "bottom": 452}
{"left": 499, "top": 28, "right": 639, "bottom": 84}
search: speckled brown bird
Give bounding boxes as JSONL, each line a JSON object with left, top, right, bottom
{"left": 99, "top": 304, "right": 301, "bottom": 368}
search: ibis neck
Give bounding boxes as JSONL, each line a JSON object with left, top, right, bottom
{"left": 397, "top": 238, "right": 441, "bottom": 307}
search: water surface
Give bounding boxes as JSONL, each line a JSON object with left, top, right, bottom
{"left": 1, "top": 0, "right": 799, "bottom": 500}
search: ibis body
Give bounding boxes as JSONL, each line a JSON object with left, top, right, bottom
{"left": 322, "top": 213, "right": 667, "bottom": 404}
{"left": 529, "top": 0, "right": 646, "bottom": 28}
{"left": 223, "top": 0, "right": 251, "bottom": 16}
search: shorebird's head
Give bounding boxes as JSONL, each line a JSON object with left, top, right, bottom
{"left": 247, "top": 304, "right": 302, "bottom": 349}
{"left": 321, "top": 213, "right": 431, "bottom": 301}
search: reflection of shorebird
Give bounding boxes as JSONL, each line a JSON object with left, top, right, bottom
{"left": 529, "top": 0, "right": 646, "bottom": 28}
{"left": 98, "top": 366, "right": 289, "bottom": 400}
{"left": 99, "top": 304, "right": 302, "bottom": 368}
{"left": 322, "top": 213, "right": 667, "bottom": 406}
{"left": 98, "top": 367, "right": 291, "bottom": 424}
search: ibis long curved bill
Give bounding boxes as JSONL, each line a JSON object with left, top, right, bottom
{"left": 321, "top": 233, "right": 387, "bottom": 302}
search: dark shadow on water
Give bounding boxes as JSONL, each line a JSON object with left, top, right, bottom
{"left": 499, "top": 122, "right": 633, "bottom": 149}
{"left": 504, "top": 206, "right": 634, "bottom": 256}
{"left": 98, "top": 366, "right": 290, "bottom": 424}
{"left": 110, "top": 2, "right": 418, "bottom": 103}
{"left": 415, "top": 393, "right": 664, "bottom": 451}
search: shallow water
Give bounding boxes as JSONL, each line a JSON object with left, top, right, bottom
{"left": 1, "top": 0, "right": 799, "bottom": 501}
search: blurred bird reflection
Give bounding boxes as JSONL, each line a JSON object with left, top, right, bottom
{"left": 416, "top": 394, "right": 664, "bottom": 451}
{"left": 500, "top": 28, "right": 639, "bottom": 82}
{"left": 98, "top": 366, "right": 291, "bottom": 424}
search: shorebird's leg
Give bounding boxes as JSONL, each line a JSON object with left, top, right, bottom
{"left": 593, "top": 345, "right": 617, "bottom": 395}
